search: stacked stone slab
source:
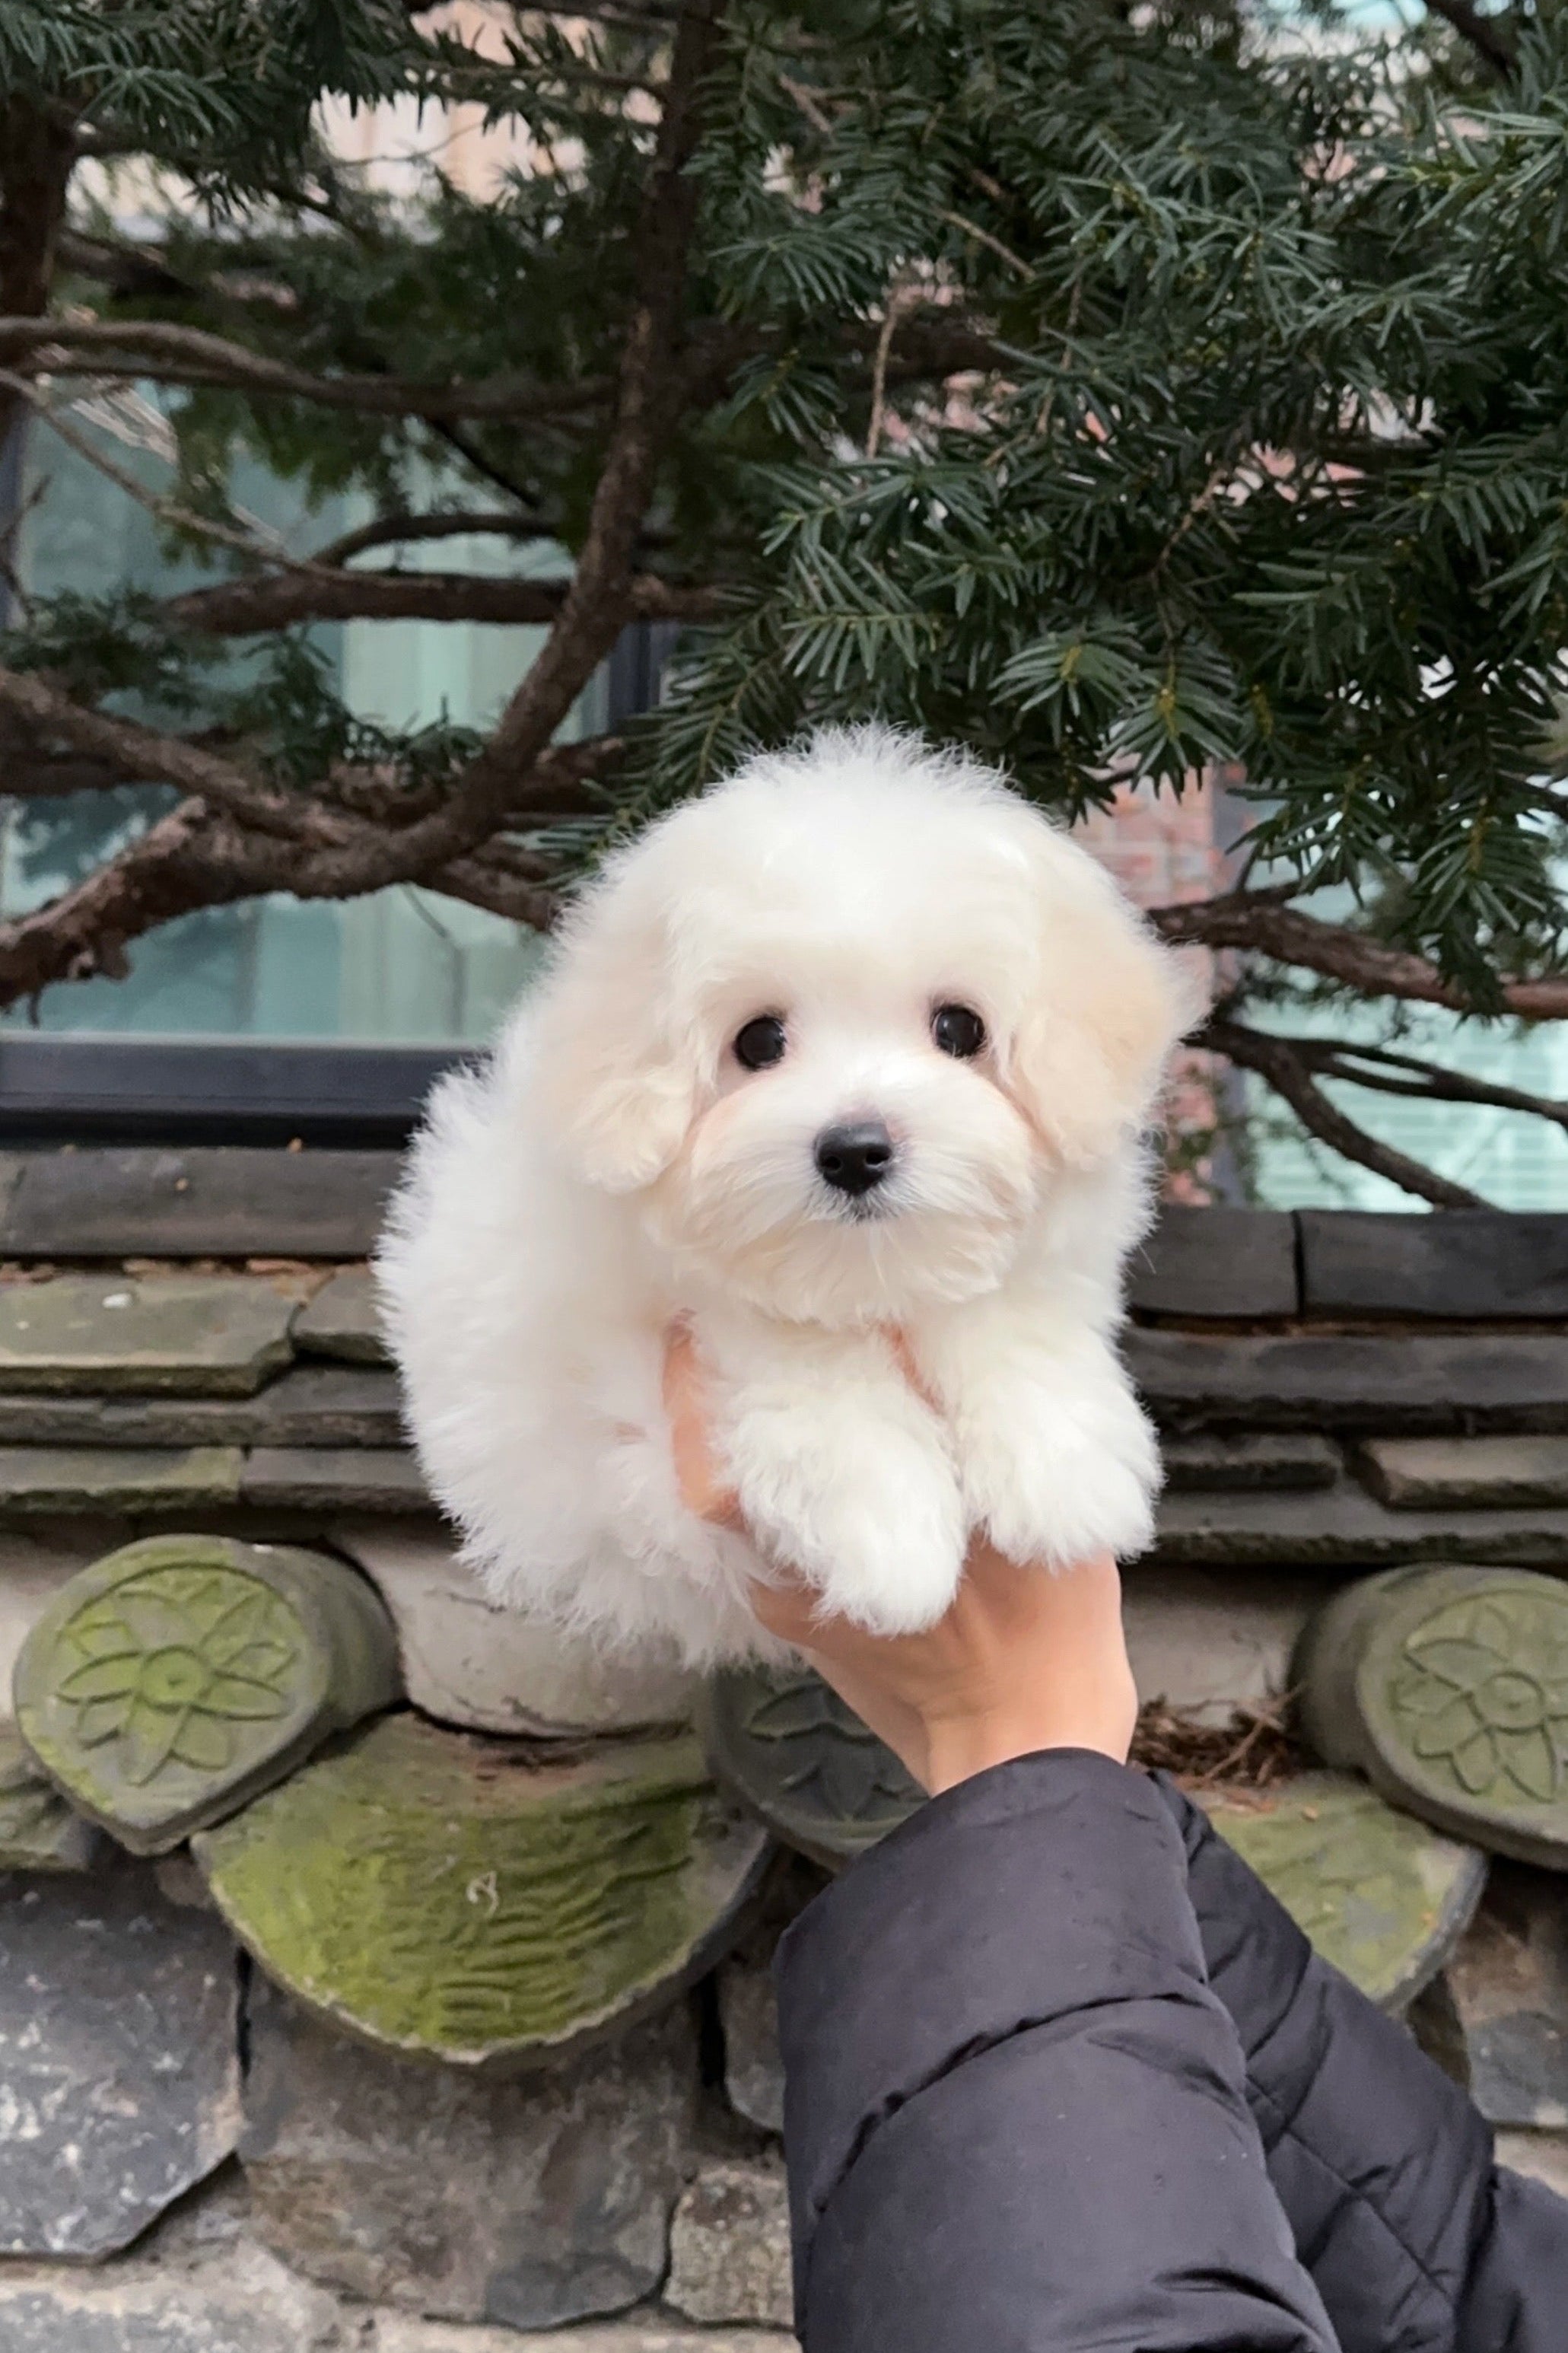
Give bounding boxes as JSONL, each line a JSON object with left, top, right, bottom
{"left": 1, "top": 1151, "right": 1568, "bottom": 2338}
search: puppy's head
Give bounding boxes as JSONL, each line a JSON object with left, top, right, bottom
{"left": 531, "top": 728, "right": 1201, "bottom": 1323}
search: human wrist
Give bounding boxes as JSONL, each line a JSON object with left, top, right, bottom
{"left": 919, "top": 1700, "right": 1134, "bottom": 1795}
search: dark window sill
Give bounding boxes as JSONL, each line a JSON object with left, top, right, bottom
{"left": 0, "top": 1036, "right": 467, "bottom": 1147}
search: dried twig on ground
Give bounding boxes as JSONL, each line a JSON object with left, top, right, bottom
{"left": 1131, "top": 1695, "right": 1311, "bottom": 1792}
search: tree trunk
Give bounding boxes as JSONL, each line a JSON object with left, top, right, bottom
{"left": 0, "top": 100, "right": 75, "bottom": 447}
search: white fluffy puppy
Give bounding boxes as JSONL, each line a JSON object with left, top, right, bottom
{"left": 378, "top": 728, "right": 1199, "bottom": 1666}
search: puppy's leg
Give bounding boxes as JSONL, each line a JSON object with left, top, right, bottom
{"left": 701, "top": 1314, "right": 965, "bottom": 1635}
{"left": 914, "top": 1293, "right": 1159, "bottom": 1571}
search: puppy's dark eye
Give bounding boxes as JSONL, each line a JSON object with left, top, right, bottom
{"left": 933, "top": 1003, "right": 987, "bottom": 1059}
{"left": 733, "top": 1014, "right": 787, "bottom": 1071}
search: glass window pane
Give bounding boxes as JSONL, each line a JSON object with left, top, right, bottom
{"left": 3, "top": 397, "right": 578, "bottom": 1045}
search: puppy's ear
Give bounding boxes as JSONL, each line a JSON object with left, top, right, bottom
{"left": 530, "top": 898, "right": 698, "bottom": 1192}
{"left": 1007, "top": 833, "right": 1206, "bottom": 1167}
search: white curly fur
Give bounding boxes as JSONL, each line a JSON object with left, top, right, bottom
{"left": 377, "top": 728, "right": 1203, "bottom": 1667}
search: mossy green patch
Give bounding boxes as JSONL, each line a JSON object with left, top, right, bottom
{"left": 0, "top": 1726, "right": 96, "bottom": 1870}
{"left": 194, "top": 1713, "right": 771, "bottom": 2065}
{"left": 15, "top": 1534, "right": 399, "bottom": 1853}
{"left": 1201, "top": 1770, "right": 1487, "bottom": 2010}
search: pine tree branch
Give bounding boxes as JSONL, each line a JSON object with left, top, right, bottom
{"left": 1150, "top": 890, "right": 1568, "bottom": 1020}
{"left": 1201, "top": 1017, "right": 1490, "bottom": 1208}
{"left": 161, "top": 567, "right": 724, "bottom": 635}
{"left": 288, "top": 0, "right": 730, "bottom": 897}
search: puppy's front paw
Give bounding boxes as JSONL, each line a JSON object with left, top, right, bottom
{"left": 960, "top": 1379, "right": 1159, "bottom": 1569}
{"left": 728, "top": 1404, "right": 965, "bottom": 1636}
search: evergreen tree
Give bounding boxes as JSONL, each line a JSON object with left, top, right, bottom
{"left": 0, "top": 0, "right": 1565, "bottom": 1199}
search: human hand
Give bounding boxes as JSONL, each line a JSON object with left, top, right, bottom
{"left": 663, "top": 1326, "right": 1138, "bottom": 1794}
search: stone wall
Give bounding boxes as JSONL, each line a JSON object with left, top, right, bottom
{"left": 5, "top": 1157, "right": 1568, "bottom": 2345}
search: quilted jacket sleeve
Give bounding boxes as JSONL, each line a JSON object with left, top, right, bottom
{"left": 1158, "top": 1775, "right": 1568, "bottom": 2353}
{"left": 774, "top": 1748, "right": 1340, "bottom": 2353}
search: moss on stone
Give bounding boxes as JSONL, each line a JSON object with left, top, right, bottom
{"left": 1202, "top": 1770, "right": 1487, "bottom": 2010}
{"left": 15, "top": 1534, "right": 399, "bottom": 1853}
{"left": 195, "top": 1713, "right": 771, "bottom": 2065}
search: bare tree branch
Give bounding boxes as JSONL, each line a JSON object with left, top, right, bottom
{"left": 0, "top": 306, "right": 1017, "bottom": 436}
{"left": 309, "top": 508, "right": 549, "bottom": 566}
{"left": 1202, "top": 1016, "right": 1490, "bottom": 1207}
{"left": 161, "top": 566, "right": 724, "bottom": 635}
{"left": 428, "top": 849, "right": 561, "bottom": 931}
{"left": 0, "top": 664, "right": 345, "bottom": 843}
{"left": 0, "top": 369, "right": 326, "bottom": 575}
{"left": 279, "top": 0, "right": 730, "bottom": 899}
{"left": 1242, "top": 1030, "right": 1568, "bottom": 1133}
{"left": 0, "top": 314, "right": 606, "bottom": 424}
{"left": 0, "top": 799, "right": 282, "bottom": 999}
{"left": 55, "top": 229, "right": 202, "bottom": 304}
{"left": 1151, "top": 889, "right": 1568, "bottom": 1020}
{"left": 323, "top": 731, "right": 628, "bottom": 826}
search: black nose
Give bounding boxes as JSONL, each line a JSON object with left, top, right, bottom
{"left": 814, "top": 1119, "right": 895, "bottom": 1196}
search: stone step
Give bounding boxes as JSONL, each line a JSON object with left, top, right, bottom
{"left": 1299, "top": 1210, "right": 1568, "bottom": 1322}
{"left": 0, "top": 2248, "right": 795, "bottom": 2353}
{"left": 195, "top": 1713, "right": 772, "bottom": 2068}
{"left": 378, "top": 2323, "right": 794, "bottom": 2351}
{"left": 0, "top": 1276, "right": 297, "bottom": 1397}
{"left": 239, "top": 1447, "right": 427, "bottom": 1514}
{"left": 1128, "top": 1208, "right": 1299, "bottom": 1319}
{"left": 1162, "top": 1432, "right": 1341, "bottom": 1490}
{"left": 0, "top": 1364, "right": 406, "bottom": 1448}
{"left": 1358, "top": 1435, "right": 1568, "bottom": 1509}
{"left": 292, "top": 1267, "right": 387, "bottom": 1364}
{"left": 15, "top": 1534, "right": 401, "bottom": 1854}
{"left": 1152, "top": 1483, "right": 1568, "bottom": 1568}
{"left": 0, "top": 2237, "right": 345, "bottom": 2353}
{"left": 0, "top": 1444, "right": 243, "bottom": 1514}
{"left": 1129, "top": 1329, "right": 1568, "bottom": 1433}
{"left": 0, "top": 1145, "right": 399, "bottom": 1260}
{"left": 0, "top": 1442, "right": 424, "bottom": 1519}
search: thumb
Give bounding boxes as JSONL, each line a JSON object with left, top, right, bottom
{"left": 661, "top": 1323, "right": 743, "bottom": 1528}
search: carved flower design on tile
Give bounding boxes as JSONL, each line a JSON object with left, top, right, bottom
{"left": 1388, "top": 1592, "right": 1568, "bottom": 1804}
{"left": 743, "top": 1670, "right": 923, "bottom": 1823}
{"left": 55, "top": 1566, "right": 301, "bottom": 1784}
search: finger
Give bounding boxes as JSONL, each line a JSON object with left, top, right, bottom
{"left": 745, "top": 1569, "right": 826, "bottom": 1646}
{"left": 661, "top": 1324, "right": 742, "bottom": 1526}
{"left": 886, "top": 1326, "right": 939, "bottom": 1410}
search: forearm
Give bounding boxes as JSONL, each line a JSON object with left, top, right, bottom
{"left": 777, "top": 1751, "right": 1340, "bottom": 2353}
{"left": 1159, "top": 1776, "right": 1568, "bottom": 2352}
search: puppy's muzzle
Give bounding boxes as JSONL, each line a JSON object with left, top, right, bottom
{"left": 814, "top": 1119, "right": 895, "bottom": 1198}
